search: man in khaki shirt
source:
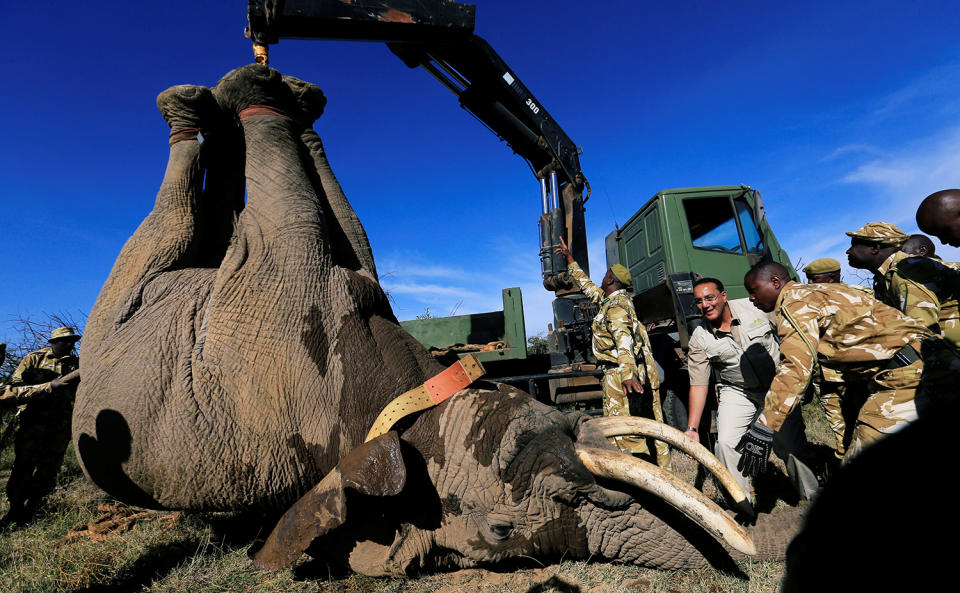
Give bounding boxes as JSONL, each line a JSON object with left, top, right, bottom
{"left": 685, "top": 278, "right": 817, "bottom": 504}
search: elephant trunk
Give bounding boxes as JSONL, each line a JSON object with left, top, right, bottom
{"left": 577, "top": 499, "right": 715, "bottom": 570}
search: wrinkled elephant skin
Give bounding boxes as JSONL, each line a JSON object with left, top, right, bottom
{"left": 74, "top": 65, "right": 791, "bottom": 576}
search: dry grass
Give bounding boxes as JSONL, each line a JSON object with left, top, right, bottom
{"left": 0, "top": 399, "right": 836, "bottom": 592}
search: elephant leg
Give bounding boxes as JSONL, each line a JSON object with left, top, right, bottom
{"left": 203, "top": 66, "right": 333, "bottom": 379}
{"left": 84, "top": 85, "right": 218, "bottom": 356}
{"left": 204, "top": 66, "right": 437, "bottom": 442}
{"left": 284, "top": 76, "right": 379, "bottom": 281}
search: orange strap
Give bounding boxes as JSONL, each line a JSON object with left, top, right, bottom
{"left": 239, "top": 105, "right": 292, "bottom": 121}
{"left": 364, "top": 354, "right": 485, "bottom": 442}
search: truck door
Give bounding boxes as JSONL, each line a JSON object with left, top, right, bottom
{"left": 680, "top": 192, "right": 765, "bottom": 299}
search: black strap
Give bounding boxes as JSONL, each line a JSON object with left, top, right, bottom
{"left": 884, "top": 345, "right": 921, "bottom": 370}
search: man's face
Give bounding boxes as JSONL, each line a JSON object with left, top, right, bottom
{"left": 805, "top": 271, "right": 842, "bottom": 284}
{"left": 745, "top": 274, "right": 782, "bottom": 312}
{"left": 917, "top": 209, "right": 960, "bottom": 248}
{"left": 600, "top": 268, "right": 618, "bottom": 293}
{"left": 50, "top": 339, "right": 75, "bottom": 357}
{"left": 693, "top": 282, "right": 727, "bottom": 324}
{"left": 846, "top": 239, "right": 878, "bottom": 269}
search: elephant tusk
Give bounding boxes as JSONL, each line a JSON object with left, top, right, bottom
{"left": 575, "top": 444, "right": 756, "bottom": 556}
{"left": 584, "top": 416, "right": 752, "bottom": 517}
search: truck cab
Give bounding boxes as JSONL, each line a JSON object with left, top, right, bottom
{"left": 607, "top": 185, "right": 796, "bottom": 347}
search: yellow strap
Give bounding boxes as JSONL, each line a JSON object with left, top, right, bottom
{"left": 364, "top": 354, "right": 485, "bottom": 442}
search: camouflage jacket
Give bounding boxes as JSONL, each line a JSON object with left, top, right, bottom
{"left": 758, "top": 281, "right": 932, "bottom": 431}
{"left": 820, "top": 283, "right": 874, "bottom": 383}
{"left": 11, "top": 347, "right": 79, "bottom": 386}
{"left": 568, "top": 262, "right": 659, "bottom": 387}
{"left": 9, "top": 347, "right": 79, "bottom": 426}
{"left": 881, "top": 252, "right": 960, "bottom": 349}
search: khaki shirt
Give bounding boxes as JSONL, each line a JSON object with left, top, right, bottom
{"left": 687, "top": 298, "right": 778, "bottom": 391}
{"left": 757, "top": 281, "right": 931, "bottom": 431}
{"left": 8, "top": 347, "right": 78, "bottom": 426}
{"left": 568, "top": 262, "right": 659, "bottom": 387}
{"left": 11, "top": 347, "right": 78, "bottom": 386}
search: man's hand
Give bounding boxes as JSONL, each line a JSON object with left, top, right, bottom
{"left": 622, "top": 378, "right": 644, "bottom": 395}
{"left": 684, "top": 428, "right": 700, "bottom": 443}
{"left": 735, "top": 422, "right": 774, "bottom": 478}
{"left": 553, "top": 237, "right": 575, "bottom": 264}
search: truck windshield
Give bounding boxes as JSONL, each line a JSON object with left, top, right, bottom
{"left": 683, "top": 196, "right": 743, "bottom": 254}
{"left": 735, "top": 198, "right": 764, "bottom": 253}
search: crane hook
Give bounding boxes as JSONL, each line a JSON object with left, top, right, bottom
{"left": 253, "top": 44, "right": 269, "bottom": 66}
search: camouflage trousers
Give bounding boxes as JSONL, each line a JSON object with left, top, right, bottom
{"left": 5, "top": 419, "right": 71, "bottom": 518}
{"left": 601, "top": 368, "right": 671, "bottom": 469}
{"left": 844, "top": 359, "right": 921, "bottom": 462}
{"left": 818, "top": 380, "right": 868, "bottom": 459}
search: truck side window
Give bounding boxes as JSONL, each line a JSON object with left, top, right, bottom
{"left": 683, "top": 196, "right": 743, "bottom": 254}
{"left": 735, "top": 198, "right": 765, "bottom": 253}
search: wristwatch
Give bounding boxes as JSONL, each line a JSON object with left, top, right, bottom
{"left": 686, "top": 426, "right": 698, "bottom": 433}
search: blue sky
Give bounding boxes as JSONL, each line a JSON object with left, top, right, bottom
{"left": 2, "top": 1, "right": 960, "bottom": 345}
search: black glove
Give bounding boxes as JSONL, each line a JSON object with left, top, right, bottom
{"left": 735, "top": 422, "right": 774, "bottom": 478}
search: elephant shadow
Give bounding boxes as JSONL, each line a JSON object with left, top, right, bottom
{"left": 76, "top": 409, "right": 161, "bottom": 509}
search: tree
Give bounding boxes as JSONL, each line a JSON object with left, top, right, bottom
{"left": 527, "top": 332, "right": 550, "bottom": 355}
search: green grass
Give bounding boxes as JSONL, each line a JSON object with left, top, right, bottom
{"left": 0, "top": 399, "right": 838, "bottom": 592}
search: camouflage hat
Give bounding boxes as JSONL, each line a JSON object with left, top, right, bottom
{"left": 49, "top": 326, "right": 81, "bottom": 342}
{"left": 803, "top": 258, "right": 841, "bottom": 275}
{"left": 611, "top": 264, "right": 632, "bottom": 287}
{"left": 845, "top": 222, "right": 909, "bottom": 246}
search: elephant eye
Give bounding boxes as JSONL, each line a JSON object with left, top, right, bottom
{"left": 488, "top": 521, "right": 513, "bottom": 542}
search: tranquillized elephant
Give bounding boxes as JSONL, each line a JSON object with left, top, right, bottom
{"left": 74, "top": 65, "right": 797, "bottom": 576}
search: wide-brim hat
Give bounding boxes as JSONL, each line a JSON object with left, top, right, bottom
{"left": 49, "top": 326, "right": 82, "bottom": 342}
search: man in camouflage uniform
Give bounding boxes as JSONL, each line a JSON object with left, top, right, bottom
{"left": 0, "top": 327, "right": 81, "bottom": 528}
{"left": 801, "top": 257, "right": 870, "bottom": 458}
{"left": 736, "top": 262, "right": 936, "bottom": 476}
{"left": 556, "top": 239, "right": 670, "bottom": 468}
{"left": 847, "top": 222, "right": 960, "bottom": 347}
{"left": 901, "top": 234, "right": 936, "bottom": 259}
{"left": 846, "top": 222, "right": 960, "bottom": 349}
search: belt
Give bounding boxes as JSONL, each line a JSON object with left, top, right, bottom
{"left": 884, "top": 344, "right": 921, "bottom": 370}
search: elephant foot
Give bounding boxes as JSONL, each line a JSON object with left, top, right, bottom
{"left": 283, "top": 76, "right": 327, "bottom": 125}
{"left": 156, "top": 85, "right": 220, "bottom": 139}
{"left": 213, "top": 65, "right": 295, "bottom": 118}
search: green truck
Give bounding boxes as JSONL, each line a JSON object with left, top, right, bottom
{"left": 244, "top": 1, "right": 799, "bottom": 431}
{"left": 401, "top": 184, "right": 798, "bottom": 430}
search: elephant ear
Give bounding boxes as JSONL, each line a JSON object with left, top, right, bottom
{"left": 252, "top": 431, "right": 407, "bottom": 570}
